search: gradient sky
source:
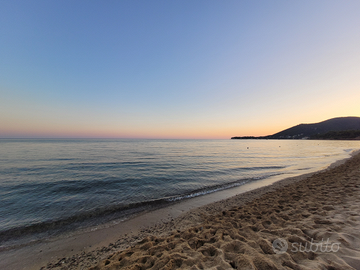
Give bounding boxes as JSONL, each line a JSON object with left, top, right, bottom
{"left": 1, "top": 0, "right": 359, "bottom": 139}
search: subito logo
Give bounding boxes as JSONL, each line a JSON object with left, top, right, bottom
{"left": 272, "top": 238, "right": 288, "bottom": 254}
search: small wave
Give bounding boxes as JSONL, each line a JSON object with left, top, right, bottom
{"left": 0, "top": 172, "right": 284, "bottom": 246}
{"left": 165, "top": 182, "right": 248, "bottom": 202}
{"left": 5, "top": 177, "right": 131, "bottom": 195}
{"left": 0, "top": 198, "right": 170, "bottom": 245}
{"left": 297, "top": 167, "right": 311, "bottom": 171}
{"left": 166, "top": 172, "right": 284, "bottom": 202}
{"left": 222, "top": 165, "right": 287, "bottom": 174}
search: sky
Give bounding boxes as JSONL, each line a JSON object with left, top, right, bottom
{"left": 1, "top": 0, "right": 359, "bottom": 139}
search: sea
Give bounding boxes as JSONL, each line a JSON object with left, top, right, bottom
{"left": 1, "top": 139, "right": 359, "bottom": 250}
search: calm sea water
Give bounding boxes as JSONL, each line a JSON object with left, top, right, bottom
{"left": 0, "top": 139, "right": 359, "bottom": 248}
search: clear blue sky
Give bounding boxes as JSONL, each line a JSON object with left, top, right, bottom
{"left": 1, "top": 0, "right": 359, "bottom": 138}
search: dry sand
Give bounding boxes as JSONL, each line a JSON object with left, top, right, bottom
{"left": 3, "top": 152, "right": 359, "bottom": 270}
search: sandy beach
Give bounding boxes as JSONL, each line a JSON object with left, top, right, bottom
{"left": 2, "top": 0, "right": 360, "bottom": 268}
{"left": 87, "top": 152, "right": 360, "bottom": 270}
{"left": 2, "top": 152, "right": 360, "bottom": 270}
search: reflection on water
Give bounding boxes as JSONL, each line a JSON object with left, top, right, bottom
{"left": 0, "top": 139, "right": 359, "bottom": 247}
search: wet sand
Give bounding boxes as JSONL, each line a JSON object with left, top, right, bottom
{"left": 2, "top": 152, "right": 360, "bottom": 270}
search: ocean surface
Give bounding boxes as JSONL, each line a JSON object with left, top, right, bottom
{"left": 1, "top": 139, "right": 359, "bottom": 249}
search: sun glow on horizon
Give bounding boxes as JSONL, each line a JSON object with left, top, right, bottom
{"left": 1, "top": 1, "right": 360, "bottom": 139}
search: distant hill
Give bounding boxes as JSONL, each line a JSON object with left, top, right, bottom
{"left": 310, "top": 130, "right": 360, "bottom": 140}
{"left": 231, "top": 117, "right": 360, "bottom": 140}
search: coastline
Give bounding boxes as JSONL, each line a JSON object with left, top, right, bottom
{"left": 1, "top": 150, "right": 359, "bottom": 270}
{"left": 93, "top": 151, "right": 360, "bottom": 270}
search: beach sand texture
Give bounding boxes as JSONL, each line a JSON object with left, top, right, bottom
{"left": 85, "top": 153, "right": 360, "bottom": 270}
{"left": 38, "top": 152, "right": 360, "bottom": 270}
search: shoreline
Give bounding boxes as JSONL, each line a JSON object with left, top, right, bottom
{"left": 1, "top": 150, "right": 359, "bottom": 269}
{"left": 93, "top": 151, "right": 360, "bottom": 270}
